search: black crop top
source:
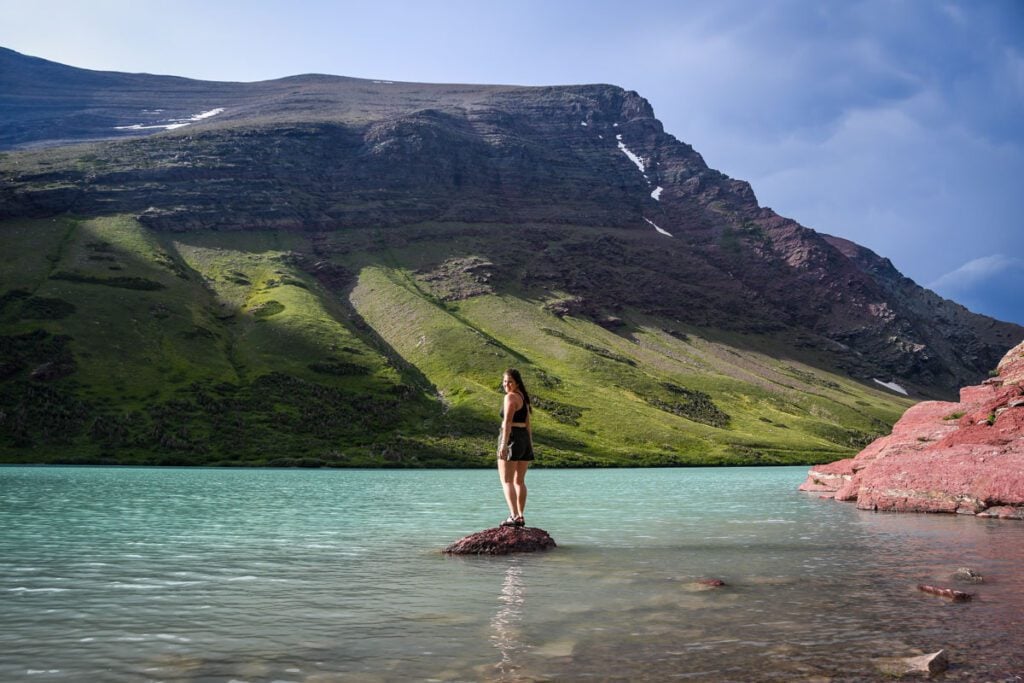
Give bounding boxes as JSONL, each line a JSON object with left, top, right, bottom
{"left": 500, "top": 392, "right": 529, "bottom": 422}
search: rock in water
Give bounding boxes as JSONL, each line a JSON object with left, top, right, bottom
{"left": 953, "top": 567, "right": 984, "bottom": 584}
{"left": 443, "top": 526, "right": 556, "bottom": 555}
{"left": 799, "top": 338, "right": 1024, "bottom": 516}
{"left": 874, "top": 650, "right": 949, "bottom": 678}
{"left": 917, "top": 584, "right": 973, "bottom": 602}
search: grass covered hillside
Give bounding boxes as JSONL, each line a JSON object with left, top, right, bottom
{"left": 0, "top": 215, "right": 913, "bottom": 467}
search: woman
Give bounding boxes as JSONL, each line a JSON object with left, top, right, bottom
{"left": 497, "top": 368, "right": 534, "bottom": 528}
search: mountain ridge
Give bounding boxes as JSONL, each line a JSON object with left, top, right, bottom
{"left": 0, "top": 46, "right": 1020, "bottom": 466}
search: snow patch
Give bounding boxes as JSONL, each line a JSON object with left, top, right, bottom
{"left": 189, "top": 108, "right": 224, "bottom": 121}
{"left": 115, "top": 108, "right": 225, "bottom": 131}
{"left": 580, "top": 121, "right": 588, "bottom": 126}
{"left": 651, "top": 186, "right": 663, "bottom": 201}
{"left": 613, "top": 123, "right": 619, "bottom": 127}
{"left": 873, "top": 379, "right": 909, "bottom": 395}
{"left": 644, "top": 217, "right": 673, "bottom": 237}
{"left": 372, "top": 80, "right": 395, "bottom": 84}
{"left": 616, "top": 136, "right": 647, "bottom": 174}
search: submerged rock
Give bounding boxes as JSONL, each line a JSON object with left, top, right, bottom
{"left": 799, "top": 338, "right": 1024, "bottom": 516}
{"left": 917, "top": 584, "right": 973, "bottom": 602}
{"left": 874, "top": 650, "right": 949, "bottom": 678}
{"left": 953, "top": 568, "right": 984, "bottom": 584}
{"left": 443, "top": 526, "right": 556, "bottom": 555}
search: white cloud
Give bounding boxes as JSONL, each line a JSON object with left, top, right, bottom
{"left": 927, "top": 253, "right": 1024, "bottom": 323}
{"left": 929, "top": 254, "right": 1024, "bottom": 292}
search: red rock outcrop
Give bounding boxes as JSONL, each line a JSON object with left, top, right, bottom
{"left": 800, "top": 339, "right": 1024, "bottom": 517}
{"left": 442, "top": 526, "right": 557, "bottom": 555}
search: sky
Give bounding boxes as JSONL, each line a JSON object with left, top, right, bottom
{"left": 2, "top": 0, "right": 1022, "bottom": 325}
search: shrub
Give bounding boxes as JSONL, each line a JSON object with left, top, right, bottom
{"left": 532, "top": 396, "right": 584, "bottom": 426}
{"left": 308, "top": 361, "right": 370, "bottom": 376}
{"left": 649, "top": 383, "right": 731, "bottom": 428}
{"left": 18, "top": 297, "right": 76, "bottom": 320}
{"left": 50, "top": 271, "right": 165, "bottom": 290}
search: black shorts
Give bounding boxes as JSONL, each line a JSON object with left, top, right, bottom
{"left": 500, "top": 426, "right": 534, "bottom": 461}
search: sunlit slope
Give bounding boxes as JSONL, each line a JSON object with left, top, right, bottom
{"left": 0, "top": 217, "right": 914, "bottom": 465}
{"left": 346, "top": 258, "right": 912, "bottom": 465}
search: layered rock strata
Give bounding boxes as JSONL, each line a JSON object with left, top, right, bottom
{"left": 800, "top": 340, "right": 1024, "bottom": 516}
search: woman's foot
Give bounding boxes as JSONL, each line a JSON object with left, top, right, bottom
{"left": 500, "top": 515, "right": 517, "bottom": 528}
{"left": 514, "top": 516, "right": 525, "bottom": 528}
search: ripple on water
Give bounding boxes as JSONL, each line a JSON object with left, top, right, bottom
{"left": 1, "top": 466, "right": 1023, "bottom": 680}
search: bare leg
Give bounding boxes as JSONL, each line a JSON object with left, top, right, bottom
{"left": 513, "top": 462, "right": 529, "bottom": 522}
{"left": 498, "top": 458, "right": 519, "bottom": 519}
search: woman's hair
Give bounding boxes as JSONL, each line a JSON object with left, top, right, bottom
{"left": 504, "top": 368, "right": 532, "bottom": 413}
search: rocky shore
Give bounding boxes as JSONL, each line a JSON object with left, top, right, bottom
{"left": 800, "top": 339, "right": 1024, "bottom": 517}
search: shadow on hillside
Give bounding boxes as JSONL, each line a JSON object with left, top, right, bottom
{"left": 320, "top": 222, "right": 945, "bottom": 401}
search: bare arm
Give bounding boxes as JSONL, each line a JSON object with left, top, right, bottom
{"left": 497, "top": 393, "right": 517, "bottom": 458}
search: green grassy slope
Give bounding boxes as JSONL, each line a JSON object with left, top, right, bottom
{"left": 0, "top": 216, "right": 913, "bottom": 466}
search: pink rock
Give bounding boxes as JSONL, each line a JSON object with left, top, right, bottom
{"left": 997, "top": 340, "right": 1024, "bottom": 384}
{"left": 797, "top": 458, "right": 858, "bottom": 493}
{"left": 977, "top": 505, "right": 1024, "bottom": 520}
{"left": 443, "top": 526, "right": 556, "bottom": 555}
{"left": 834, "top": 477, "right": 862, "bottom": 501}
{"left": 960, "top": 384, "right": 996, "bottom": 404}
{"left": 800, "top": 338, "right": 1024, "bottom": 517}
{"left": 696, "top": 578, "right": 727, "bottom": 587}
{"left": 917, "top": 584, "right": 972, "bottom": 602}
{"left": 996, "top": 407, "right": 1024, "bottom": 432}
{"left": 875, "top": 650, "right": 949, "bottom": 678}
{"left": 956, "top": 499, "right": 985, "bottom": 515}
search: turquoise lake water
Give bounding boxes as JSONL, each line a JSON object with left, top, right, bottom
{"left": 1, "top": 466, "right": 1023, "bottom": 682}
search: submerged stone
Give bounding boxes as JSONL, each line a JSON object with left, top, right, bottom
{"left": 443, "top": 526, "right": 556, "bottom": 555}
{"left": 953, "top": 567, "right": 985, "bottom": 584}
{"left": 917, "top": 584, "right": 973, "bottom": 602}
{"left": 874, "top": 649, "right": 949, "bottom": 678}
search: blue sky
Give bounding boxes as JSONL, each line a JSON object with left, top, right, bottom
{"left": 2, "top": 0, "right": 1022, "bottom": 325}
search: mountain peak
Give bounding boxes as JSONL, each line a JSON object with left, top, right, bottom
{"left": 1, "top": 48, "right": 1021, "bottom": 464}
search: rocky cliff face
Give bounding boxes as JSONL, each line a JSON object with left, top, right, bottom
{"left": 1, "top": 46, "right": 1020, "bottom": 398}
{"left": 800, "top": 339, "right": 1024, "bottom": 517}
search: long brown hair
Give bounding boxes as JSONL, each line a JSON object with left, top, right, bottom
{"left": 504, "top": 368, "right": 532, "bottom": 413}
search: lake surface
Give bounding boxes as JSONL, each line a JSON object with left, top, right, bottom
{"left": 1, "top": 466, "right": 1022, "bottom": 682}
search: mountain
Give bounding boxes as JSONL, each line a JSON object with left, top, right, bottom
{"left": 1, "top": 47, "right": 1020, "bottom": 466}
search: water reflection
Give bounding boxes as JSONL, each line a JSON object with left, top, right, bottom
{"left": 490, "top": 562, "right": 527, "bottom": 678}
